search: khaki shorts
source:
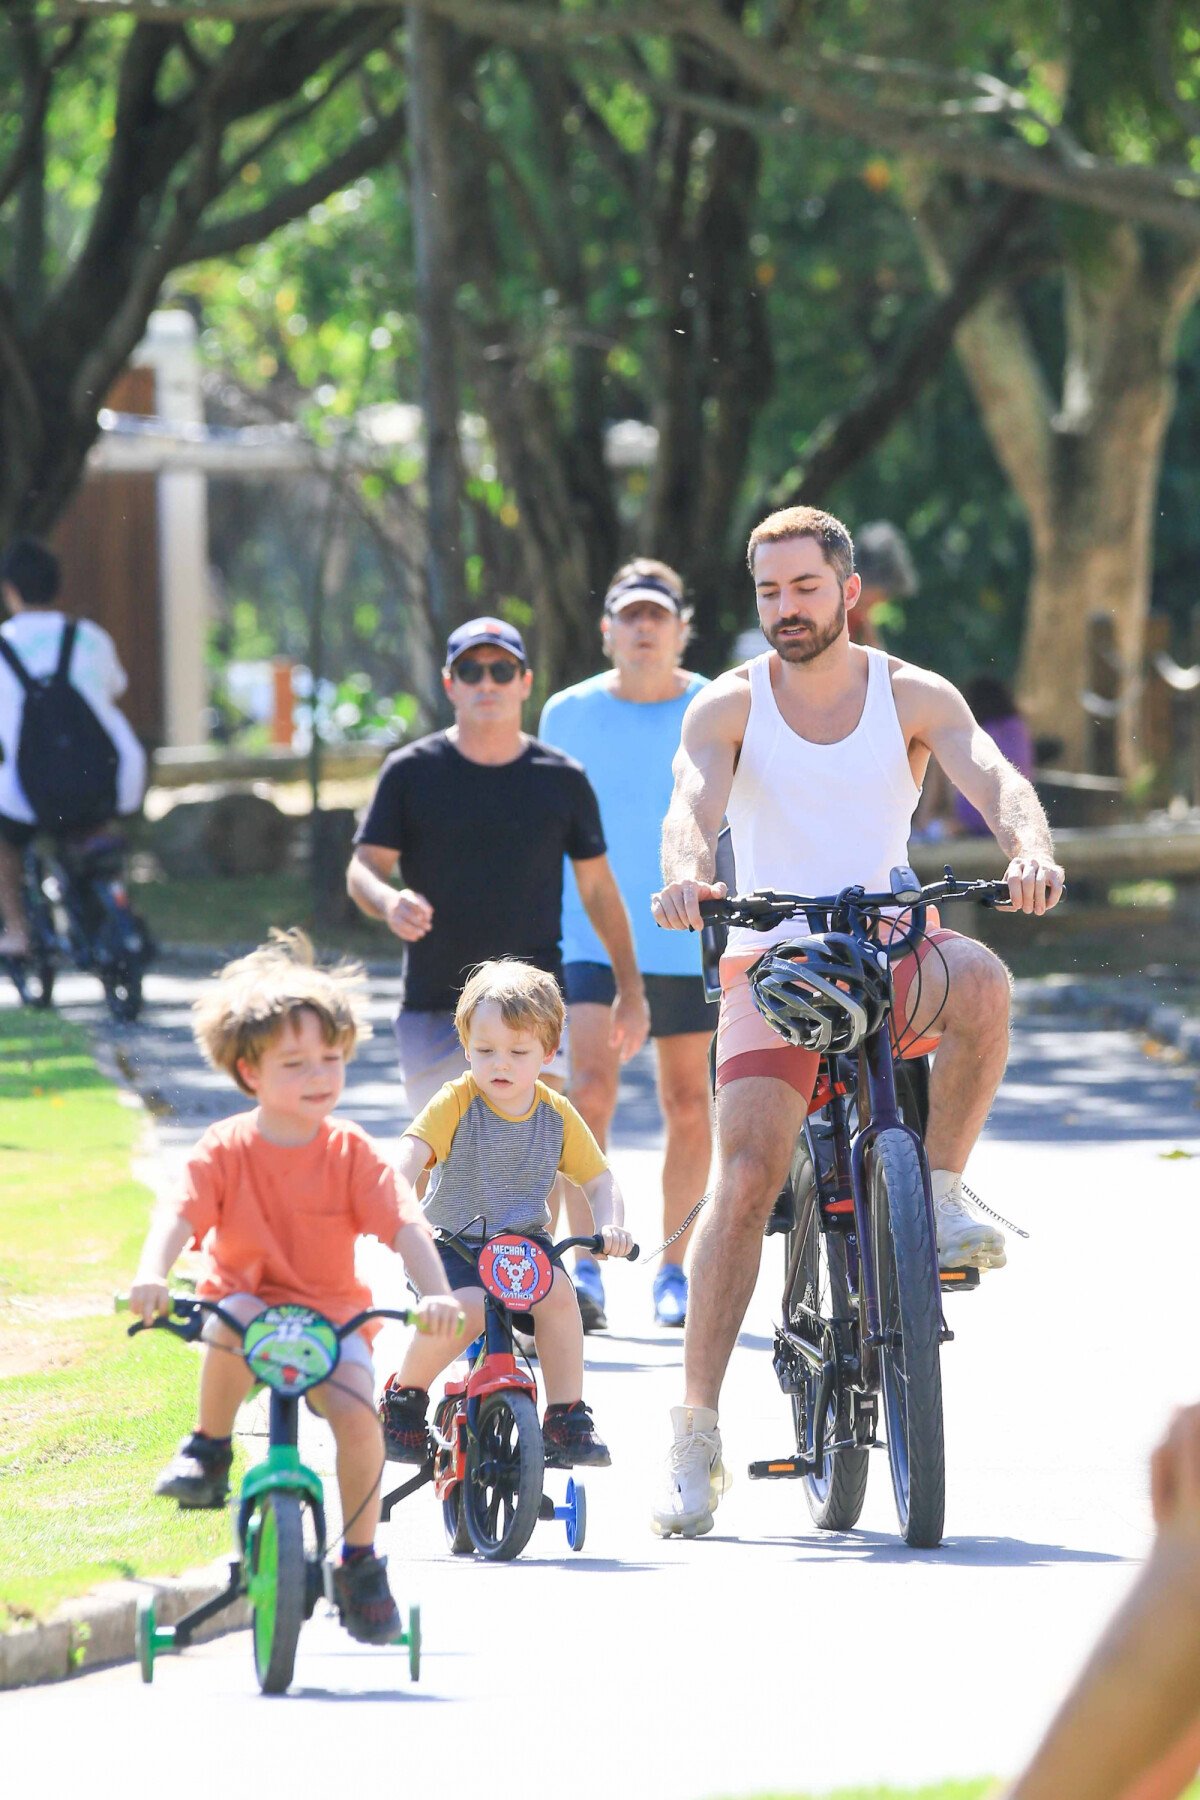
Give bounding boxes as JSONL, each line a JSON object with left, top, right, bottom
{"left": 714, "top": 929, "right": 961, "bottom": 1100}
{"left": 394, "top": 1009, "right": 570, "bottom": 1117}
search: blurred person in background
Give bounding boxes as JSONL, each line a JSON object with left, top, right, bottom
{"left": 346, "top": 615, "right": 649, "bottom": 1333}
{"left": 540, "top": 561, "right": 714, "bottom": 1329}
{"left": 0, "top": 537, "right": 146, "bottom": 958}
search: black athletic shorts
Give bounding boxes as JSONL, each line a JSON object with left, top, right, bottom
{"left": 563, "top": 961, "right": 717, "bottom": 1038}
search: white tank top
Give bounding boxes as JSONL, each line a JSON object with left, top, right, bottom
{"left": 725, "top": 648, "right": 921, "bottom": 953}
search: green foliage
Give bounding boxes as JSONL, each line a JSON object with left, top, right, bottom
{"left": 0, "top": 1011, "right": 234, "bottom": 1620}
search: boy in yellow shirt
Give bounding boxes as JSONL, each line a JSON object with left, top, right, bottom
{"left": 379, "top": 959, "right": 634, "bottom": 1467}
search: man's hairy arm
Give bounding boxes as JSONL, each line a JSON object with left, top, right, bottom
{"left": 654, "top": 678, "right": 745, "bottom": 931}
{"left": 901, "top": 668, "right": 1064, "bottom": 915}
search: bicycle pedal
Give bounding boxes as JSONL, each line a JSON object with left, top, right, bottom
{"left": 939, "top": 1266, "right": 981, "bottom": 1293}
{"left": 748, "top": 1455, "right": 816, "bottom": 1481}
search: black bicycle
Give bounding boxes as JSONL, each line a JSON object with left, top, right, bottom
{"left": 2, "top": 829, "right": 153, "bottom": 1021}
{"left": 700, "top": 865, "right": 1013, "bottom": 1549}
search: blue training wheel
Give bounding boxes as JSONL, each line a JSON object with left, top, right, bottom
{"left": 564, "top": 1478, "right": 586, "bottom": 1552}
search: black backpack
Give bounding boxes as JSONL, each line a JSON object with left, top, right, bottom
{"left": 0, "top": 620, "right": 120, "bottom": 832}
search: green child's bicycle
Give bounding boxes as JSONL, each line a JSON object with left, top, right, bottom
{"left": 123, "top": 1293, "right": 422, "bottom": 1696}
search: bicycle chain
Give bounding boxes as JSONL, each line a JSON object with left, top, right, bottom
{"left": 959, "top": 1179, "right": 1030, "bottom": 1240}
{"left": 637, "top": 1191, "right": 712, "bottom": 1264}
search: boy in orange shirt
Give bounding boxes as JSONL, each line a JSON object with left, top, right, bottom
{"left": 129, "top": 931, "right": 463, "bottom": 1646}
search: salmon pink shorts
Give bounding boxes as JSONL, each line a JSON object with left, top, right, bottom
{"left": 715, "top": 928, "right": 962, "bottom": 1101}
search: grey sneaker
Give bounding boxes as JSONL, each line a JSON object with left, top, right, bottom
{"left": 651, "top": 1405, "right": 731, "bottom": 1538}
{"left": 935, "top": 1191, "right": 1006, "bottom": 1270}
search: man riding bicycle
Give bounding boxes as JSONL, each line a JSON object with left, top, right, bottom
{"left": 0, "top": 537, "right": 146, "bottom": 959}
{"left": 649, "top": 504, "right": 1064, "bottom": 1539}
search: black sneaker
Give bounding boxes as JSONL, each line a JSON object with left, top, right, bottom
{"left": 332, "top": 1551, "right": 401, "bottom": 1646}
{"left": 543, "top": 1402, "right": 611, "bottom": 1469}
{"left": 154, "top": 1433, "right": 233, "bottom": 1509}
{"left": 379, "top": 1382, "right": 432, "bottom": 1464}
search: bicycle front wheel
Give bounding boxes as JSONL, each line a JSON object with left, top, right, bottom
{"left": 786, "top": 1137, "right": 869, "bottom": 1532}
{"left": 463, "top": 1390, "right": 543, "bottom": 1561}
{"left": 248, "top": 1490, "right": 306, "bottom": 1694}
{"left": 870, "top": 1127, "right": 945, "bottom": 1548}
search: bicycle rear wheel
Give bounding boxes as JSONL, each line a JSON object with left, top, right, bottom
{"left": 248, "top": 1490, "right": 305, "bottom": 1694}
{"left": 786, "top": 1135, "right": 869, "bottom": 1531}
{"left": 463, "top": 1390, "right": 543, "bottom": 1561}
{"left": 870, "top": 1127, "right": 944, "bottom": 1548}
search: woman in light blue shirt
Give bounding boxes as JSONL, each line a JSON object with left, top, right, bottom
{"left": 539, "top": 560, "right": 714, "bottom": 1329}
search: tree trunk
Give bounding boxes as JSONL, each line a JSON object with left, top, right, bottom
{"left": 913, "top": 182, "right": 1200, "bottom": 775}
{"left": 406, "top": 5, "right": 467, "bottom": 642}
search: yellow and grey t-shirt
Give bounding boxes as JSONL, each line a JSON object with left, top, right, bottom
{"left": 407, "top": 1074, "right": 608, "bottom": 1239}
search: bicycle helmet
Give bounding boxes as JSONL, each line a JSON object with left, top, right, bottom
{"left": 747, "top": 933, "right": 892, "bottom": 1054}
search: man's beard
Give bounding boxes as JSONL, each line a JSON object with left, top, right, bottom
{"left": 766, "top": 595, "right": 846, "bottom": 663}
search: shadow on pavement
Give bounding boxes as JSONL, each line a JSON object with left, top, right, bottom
{"left": 745, "top": 1527, "right": 1129, "bottom": 1566}
{"left": 985, "top": 1022, "right": 1200, "bottom": 1146}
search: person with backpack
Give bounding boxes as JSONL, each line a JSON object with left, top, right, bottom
{"left": 0, "top": 537, "right": 146, "bottom": 957}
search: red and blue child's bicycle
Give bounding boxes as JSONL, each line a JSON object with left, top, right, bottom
{"left": 382, "top": 1228, "right": 637, "bottom": 1562}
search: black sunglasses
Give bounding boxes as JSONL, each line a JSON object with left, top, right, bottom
{"left": 452, "top": 657, "right": 522, "bottom": 685}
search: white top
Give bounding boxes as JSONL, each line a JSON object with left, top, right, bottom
{"left": 725, "top": 647, "right": 921, "bottom": 953}
{"left": 0, "top": 611, "right": 147, "bottom": 823}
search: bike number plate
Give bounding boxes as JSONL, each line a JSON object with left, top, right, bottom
{"left": 477, "top": 1238, "right": 554, "bottom": 1309}
{"left": 243, "top": 1304, "right": 340, "bottom": 1395}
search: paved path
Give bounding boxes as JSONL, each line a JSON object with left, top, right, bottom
{"left": 6, "top": 965, "right": 1200, "bottom": 1799}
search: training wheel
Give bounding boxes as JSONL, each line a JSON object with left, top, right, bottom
{"left": 136, "top": 1596, "right": 156, "bottom": 1684}
{"left": 565, "top": 1478, "right": 586, "bottom": 1553}
{"left": 408, "top": 1605, "right": 421, "bottom": 1681}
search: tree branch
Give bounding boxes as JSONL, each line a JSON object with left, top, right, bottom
{"left": 770, "top": 190, "right": 1037, "bottom": 508}
{"left": 184, "top": 103, "right": 408, "bottom": 262}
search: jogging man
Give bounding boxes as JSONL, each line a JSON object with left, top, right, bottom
{"left": 649, "top": 505, "right": 1064, "bottom": 1538}
{"left": 540, "top": 559, "right": 715, "bottom": 1329}
{"left": 0, "top": 538, "right": 146, "bottom": 958}
{"left": 346, "top": 616, "right": 649, "bottom": 1331}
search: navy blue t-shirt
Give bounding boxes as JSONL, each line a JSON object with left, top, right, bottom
{"left": 354, "top": 731, "right": 606, "bottom": 1011}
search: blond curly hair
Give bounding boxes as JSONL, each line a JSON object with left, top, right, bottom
{"left": 454, "top": 959, "right": 564, "bottom": 1057}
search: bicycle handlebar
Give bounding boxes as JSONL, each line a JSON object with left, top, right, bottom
{"left": 115, "top": 1293, "right": 418, "bottom": 1340}
{"left": 698, "top": 872, "right": 1011, "bottom": 930}
{"left": 555, "top": 1232, "right": 641, "bottom": 1264}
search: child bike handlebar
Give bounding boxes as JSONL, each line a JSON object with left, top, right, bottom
{"left": 116, "top": 1294, "right": 421, "bottom": 1340}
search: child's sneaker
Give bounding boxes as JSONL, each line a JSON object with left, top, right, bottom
{"left": 154, "top": 1433, "right": 233, "bottom": 1509}
{"left": 378, "top": 1381, "right": 432, "bottom": 1463}
{"left": 543, "top": 1401, "right": 611, "bottom": 1468}
{"left": 332, "top": 1550, "right": 401, "bottom": 1645}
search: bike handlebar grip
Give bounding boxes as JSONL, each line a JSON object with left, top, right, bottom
{"left": 698, "top": 898, "right": 727, "bottom": 923}
{"left": 626, "top": 1243, "right": 640, "bottom": 1264}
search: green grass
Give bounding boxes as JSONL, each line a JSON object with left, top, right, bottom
{"left": 132, "top": 870, "right": 383, "bottom": 957}
{"left": 0, "top": 1010, "right": 237, "bottom": 1625}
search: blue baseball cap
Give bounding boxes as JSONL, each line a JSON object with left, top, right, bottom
{"left": 444, "top": 616, "right": 528, "bottom": 666}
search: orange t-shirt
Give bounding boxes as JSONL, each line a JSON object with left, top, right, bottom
{"left": 175, "top": 1113, "right": 422, "bottom": 1333}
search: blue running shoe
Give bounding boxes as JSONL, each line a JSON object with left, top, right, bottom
{"left": 653, "top": 1262, "right": 688, "bottom": 1328}
{"left": 572, "top": 1258, "right": 607, "bottom": 1333}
